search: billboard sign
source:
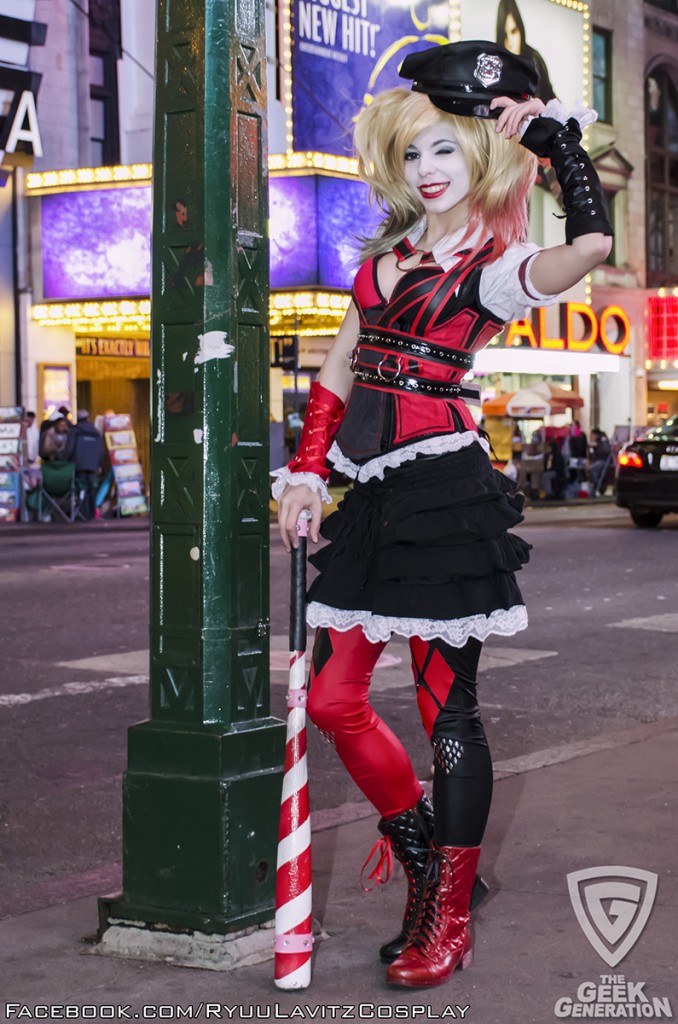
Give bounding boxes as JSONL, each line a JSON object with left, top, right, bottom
{"left": 290, "top": 0, "right": 450, "bottom": 154}
{"left": 461, "top": 0, "right": 587, "bottom": 111}
{"left": 288, "top": 0, "right": 587, "bottom": 156}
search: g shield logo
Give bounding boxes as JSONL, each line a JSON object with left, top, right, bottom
{"left": 567, "top": 867, "right": 658, "bottom": 968}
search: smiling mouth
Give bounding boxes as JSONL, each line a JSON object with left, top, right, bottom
{"left": 418, "top": 183, "right": 450, "bottom": 199}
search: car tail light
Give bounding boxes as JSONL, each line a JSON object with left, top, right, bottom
{"left": 618, "top": 451, "right": 643, "bottom": 468}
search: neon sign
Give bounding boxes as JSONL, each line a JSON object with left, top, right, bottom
{"left": 504, "top": 303, "right": 631, "bottom": 356}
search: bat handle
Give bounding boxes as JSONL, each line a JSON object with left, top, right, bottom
{"left": 290, "top": 509, "right": 311, "bottom": 654}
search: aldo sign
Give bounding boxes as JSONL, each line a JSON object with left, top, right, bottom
{"left": 504, "top": 303, "right": 631, "bottom": 357}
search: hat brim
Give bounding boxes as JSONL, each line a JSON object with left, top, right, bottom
{"left": 413, "top": 83, "right": 530, "bottom": 120}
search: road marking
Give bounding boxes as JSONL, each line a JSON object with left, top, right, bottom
{"left": 59, "top": 650, "right": 149, "bottom": 674}
{"left": 49, "top": 562, "right": 131, "bottom": 572}
{"left": 493, "top": 715, "right": 678, "bottom": 776}
{"left": 0, "top": 676, "right": 148, "bottom": 708}
{"left": 370, "top": 645, "right": 557, "bottom": 693}
{"left": 8, "top": 645, "right": 554, "bottom": 710}
{"left": 65, "top": 647, "right": 404, "bottom": 677}
{"left": 609, "top": 613, "right": 678, "bottom": 633}
{"left": 269, "top": 649, "right": 403, "bottom": 672}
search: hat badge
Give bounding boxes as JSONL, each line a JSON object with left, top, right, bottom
{"left": 473, "top": 53, "right": 502, "bottom": 88}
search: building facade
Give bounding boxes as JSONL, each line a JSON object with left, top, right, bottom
{"left": 4, "top": 0, "right": 678, "bottom": 463}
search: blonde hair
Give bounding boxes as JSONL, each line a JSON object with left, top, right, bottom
{"left": 353, "top": 88, "right": 537, "bottom": 264}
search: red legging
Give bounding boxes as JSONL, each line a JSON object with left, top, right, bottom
{"left": 307, "top": 625, "right": 493, "bottom": 846}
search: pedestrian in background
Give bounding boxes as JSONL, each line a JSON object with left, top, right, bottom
{"left": 589, "top": 427, "right": 611, "bottom": 495}
{"left": 541, "top": 439, "right": 566, "bottom": 499}
{"left": 565, "top": 419, "right": 588, "bottom": 458}
{"left": 39, "top": 414, "right": 70, "bottom": 462}
{"left": 64, "top": 410, "right": 104, "bottom": 519}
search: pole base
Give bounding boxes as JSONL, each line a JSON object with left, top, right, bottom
{"left": 94, "top": 905, "right": 274, "bottom": 971}
{"left": 113, "top": 717, "right": 286, "bottom": 933}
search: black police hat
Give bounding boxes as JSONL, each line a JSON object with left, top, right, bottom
{"left": 399, "top": 40, "right": 539, "bottom": 119}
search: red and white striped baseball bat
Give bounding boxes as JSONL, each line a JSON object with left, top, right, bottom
{"left": 274, "top": 511, "right": 313, "bottom": 989}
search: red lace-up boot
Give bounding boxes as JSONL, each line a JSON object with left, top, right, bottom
{"left": 376, "top": 796, "right": 435, "bottom": 963}
{"left": 386, "top": 844, "right": 481, "bottom": 988}
{"left": 364, "top": 801, "right": 489, "bottom": 965}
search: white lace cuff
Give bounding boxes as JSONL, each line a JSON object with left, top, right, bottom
{"left": 270, "top": 467, "right": 332, "bottom": 504}
{"left": 519, "top": 98, "right": 598, "bottom": 137}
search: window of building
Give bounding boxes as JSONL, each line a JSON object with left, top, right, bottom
{"left": 89, "top": 49, "right": 120, "bottom": 165}
{"left": 592, "top": 28, "right": 612, "bottom": 124}
{"left": 646, "top": 0, "right": 678, "bottom": 12}
{"left": 88, "top": 0, "right": 121, "bottom": 166}
{"left": 646, "top": 68, "right": 678, "bottom": 285}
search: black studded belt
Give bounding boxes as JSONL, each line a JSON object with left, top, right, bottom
{"left": 352, "top": 365, "right": 481, "bottom": 404}
{"left": 356, "top": 328, "right": 475, "bottom": 372}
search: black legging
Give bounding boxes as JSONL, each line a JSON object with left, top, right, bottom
{"left": 410, "top": 636, "right": 492, "bottom": 846}
{"left": 307, "top": 626, "right": 493, "bottom": 846}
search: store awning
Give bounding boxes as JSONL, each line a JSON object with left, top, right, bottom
{"left": 483, "top": 382, "right": 584, "bottom": 418}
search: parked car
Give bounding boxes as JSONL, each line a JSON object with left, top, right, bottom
{"left": 615, "top": 416, "right": 678, "bottom": 527}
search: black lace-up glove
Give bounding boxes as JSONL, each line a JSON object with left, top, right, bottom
{"left": 520, "top": 116, "right": 613, "bottom": 245}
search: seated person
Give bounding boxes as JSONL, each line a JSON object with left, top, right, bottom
{"left": 541, "top": 440, "right": 566, "bottom": 499}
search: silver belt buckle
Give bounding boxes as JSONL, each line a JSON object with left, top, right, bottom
{"left": 377, "top": 356, "right": 402, "bottom": 382}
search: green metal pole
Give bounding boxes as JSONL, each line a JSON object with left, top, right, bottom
{"left": 102, "top": 0, "right": 285, "bottom": 935}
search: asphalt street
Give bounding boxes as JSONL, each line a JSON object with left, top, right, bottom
{"left": 1, "top": 505, "right": 677, "bottom": 923}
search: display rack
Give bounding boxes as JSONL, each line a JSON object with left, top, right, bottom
{"left": 0, "top": 408, "right": 25, "bottom": 523}
{"left": 102, "top": 412, "right": 148, "bottom": 516}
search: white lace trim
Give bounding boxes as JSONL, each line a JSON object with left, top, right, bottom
{"left": 307, "top": 602, "right": 528, "bottom": 648}
{"left": 327, "top": 432, "right": 490, "bottom": 483}
{"left": 270, "top": 467, "right": 332, "bottom": 504}
{"left": 519, "top": 98, "right": 598, "bottom": 137}
{"left": 543, "top": 97, "right": 598, "bottom": 129}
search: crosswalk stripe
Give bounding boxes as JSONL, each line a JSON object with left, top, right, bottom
{"left": 1, "top": 645, "right": 557, "bottom": 710}
{"left": 0, "top": 676, "right": 148, "bottom": 708}
{"left": 370, "top": 646, "right": 557, "bottom": 693}
{"left": 609, "top": 613, "right": 678, "bottom": 633}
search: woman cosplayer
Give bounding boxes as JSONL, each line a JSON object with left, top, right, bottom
{"left": 273, "top": 41, "right": 612, "bottom": 988}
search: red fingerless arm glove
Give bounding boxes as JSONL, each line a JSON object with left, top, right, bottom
{"left": 287, "top": 381, "right": 346, "bottom": 482}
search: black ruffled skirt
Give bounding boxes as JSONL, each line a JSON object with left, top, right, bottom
{"left": 306, "top": 441, "right": 531, "bottom": 647}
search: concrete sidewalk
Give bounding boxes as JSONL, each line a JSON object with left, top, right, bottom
{"left": 2, "top": 720, "right": 676, "bottom": 1022}
{"left": 0, "top": 517, "right": 149, "bottom": 537}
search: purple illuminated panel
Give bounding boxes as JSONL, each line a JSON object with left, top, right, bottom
{"left": 317, "top": 176, "right": 379, "bottom": 289}
{"left": 270, "top": 174, "right": 380, "bottom": 290}
{"left": 270, "top": 176, "right": 318, "bottom": 288}
{"left": 41, "top": 175, "right": 382, "bottom": 298}
{"left": 41, "top": 186, "right": 151, "bottom": 299}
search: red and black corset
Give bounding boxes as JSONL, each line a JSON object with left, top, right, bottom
{"left": 333, "top": 238, "right": 505, "bottom": 465}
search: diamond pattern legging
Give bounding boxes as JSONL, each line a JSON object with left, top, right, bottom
{"left": 306, "top": 625, "right": 493, "bottom": 846}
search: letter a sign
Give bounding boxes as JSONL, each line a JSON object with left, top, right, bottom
{"left": 567, "top": 866, "right": 658, "bottom": 967}
{"left": 0, "top": 90, "right": 43, "bottom": 168}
